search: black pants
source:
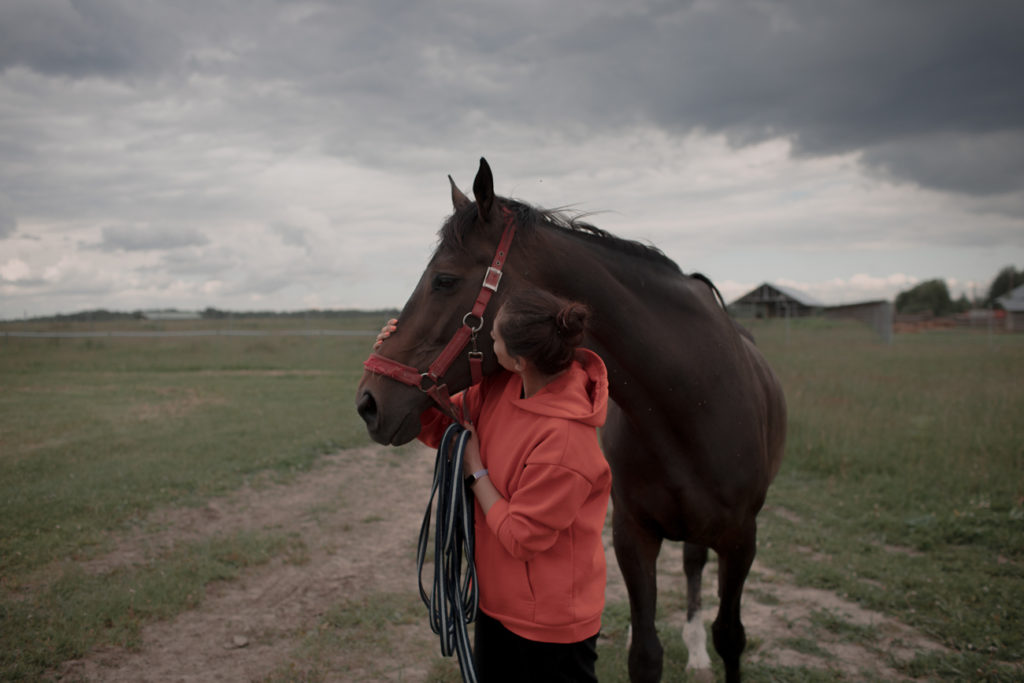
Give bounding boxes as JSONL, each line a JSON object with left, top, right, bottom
{"left": 473, "top": 611, "right": 599, "bottom": 682}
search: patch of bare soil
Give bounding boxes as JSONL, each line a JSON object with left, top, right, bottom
{"left": 600, "top": 519, "right": 946, "bottom": 681}
{"left": 54, "top": 445, "right": 945, "bottom": 682}
{"left": 57, "top": 446, "right": 438, "bottom": 682}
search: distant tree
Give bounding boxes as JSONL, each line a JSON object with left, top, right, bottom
{"left": 953, "top": 294, "right": 971, "bottom": 313}
{"left": 985, "top": 266, "right": 1024, "bottom": 307}
{"left": 895, "top": 279, "right": 955, "bottom": 316}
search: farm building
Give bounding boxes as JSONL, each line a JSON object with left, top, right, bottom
{"left": 729, "top": 283, "right": 823, "bottom": 318}
{"left": 996, "top": 284, "right": 1024, "bottom": 331}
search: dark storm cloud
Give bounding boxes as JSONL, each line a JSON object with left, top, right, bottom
{"left": 861, "top": 132, "right": 1024, "bottom": 197}
{"left": 2, "top": 0, "right": 1022, "bottom": 200}
{"left": 409, "top": 0, "right": 1024, "bottom": 198}
{"left": 636, "top": 1, "right": 1024, "bottom": 197}
{"left": 268, "top": 0, "right": 1024, "bottom": 199}
{"left": 0, "top": 0, "right": 181, "bottom": 79}
{"left": 0, "top": 207, "right": 15, "bottom": 239}
{"left": 96, "top": 224, "right": 208, "bottom": 252}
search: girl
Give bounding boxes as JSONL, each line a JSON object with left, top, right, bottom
{"left": 414, "top": 289, "right": 611, "bottom": 682}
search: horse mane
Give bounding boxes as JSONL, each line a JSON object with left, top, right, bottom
{"left": 439, "top": 198, "right": 682, "bottom": 275}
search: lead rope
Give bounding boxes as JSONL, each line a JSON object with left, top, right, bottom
{"left": 416, "top": 423, "right": 479, "bottom": 683}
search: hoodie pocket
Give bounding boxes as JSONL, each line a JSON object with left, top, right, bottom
{"left": 524, "top": 561, "right": 536, "bottom": 601}
{"left": 479, "top": 551, "right": 535, "bottom": 621}
{"left": 531, "top": 536, "right": 575, "bottom": 626}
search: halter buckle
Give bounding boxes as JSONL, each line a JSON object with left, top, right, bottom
{"left": 482, "top": 266, "right": 502, "bottom": 292}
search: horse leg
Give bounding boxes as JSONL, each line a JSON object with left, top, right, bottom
{"left": 613, "top": 502, "right": 664, "bottom": 683}
{"left": 712, "top": 524, "right": 757, "bottom": 683}
{"left": 682, "top": 542, "right": 712, "bottom": 678}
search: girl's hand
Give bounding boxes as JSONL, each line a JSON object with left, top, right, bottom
{"left": 374, "top": 318, "right": 398, "bottom": 350}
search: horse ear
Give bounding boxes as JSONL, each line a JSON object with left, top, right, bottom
{"left": 449, "top": 175, "right": 471, "bottom": 210}
{"left": 472, "top": 157, "right": 495, "bottom": 222}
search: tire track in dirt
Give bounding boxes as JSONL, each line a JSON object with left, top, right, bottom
{"left": 57, "top": 446, "right": 438, "bottom": 682}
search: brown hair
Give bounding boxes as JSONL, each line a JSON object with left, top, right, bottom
{"left": 496, "top": 290, "right": 590, "bottom": 376}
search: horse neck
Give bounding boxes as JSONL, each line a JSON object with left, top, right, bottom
{"left": 529, "top": 229, "right": 710, "bottom": 399}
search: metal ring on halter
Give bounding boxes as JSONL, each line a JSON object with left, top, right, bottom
{"left": 419, "top": 372, "right": 439, "bottom": 393}
{"left": 462, "top": 312, "right": 484, "bottom": 333}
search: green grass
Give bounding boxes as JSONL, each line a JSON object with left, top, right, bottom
{"left": 595, "top": 592, "right": 705, "bottom": 682}
{"left": 1, "top": 319, "right": 385, "bottom": 576}
{"left": 2, "top": 315, "right": 1022, "bottom": 680}
{"left": 752, "top": 319, "right": 1024, "bottom": 680}
{"left": 590, "top": 319, "right": 1023, "bottom": 682}
{"left": 1, "top": 529, "right": 306, "bottom": 680}
{"left": 0, "top": 314, "right": 388, "bottom": 680}
{"left": 0, "top": 310, "right": 396, "bottom": 334}
{"left": 265, "top": 591, "right": 452, "bottom": 682}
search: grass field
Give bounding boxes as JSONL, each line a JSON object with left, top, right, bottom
{"left": 750, "top": 320, "right": 1023, "bottom": 681}
{"left": 1, "top": 313, "right": 390, "bottom": 679}
{"left": 1, "top": 315, "right": 1021, "bottom": 680}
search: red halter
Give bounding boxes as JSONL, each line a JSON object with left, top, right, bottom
{"left": 362, "top": 206, "right": 517, "bottom": 423}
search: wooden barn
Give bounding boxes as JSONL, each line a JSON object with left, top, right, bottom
{"left": 996, "top": 284, "right": 1024, "bottom": 332}
{"left": 729, "top": 283, "right": 822, "bottom": 318}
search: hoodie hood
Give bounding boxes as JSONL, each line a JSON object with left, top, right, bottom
{"left": 511, "top": 348, "right": 608, "bottom": 427}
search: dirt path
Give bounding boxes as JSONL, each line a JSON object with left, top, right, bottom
{"left": 55, "top": 446, "right": 944, "bottom": 682}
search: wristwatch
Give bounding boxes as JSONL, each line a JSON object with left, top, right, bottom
{"left": 464, "top": 469, "right": 489, "bottom": 487}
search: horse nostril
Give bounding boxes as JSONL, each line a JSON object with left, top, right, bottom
{"left": 356, "top": 390, "right": 378, "bottom": 425}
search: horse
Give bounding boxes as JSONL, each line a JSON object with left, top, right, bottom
{"left": 356, "top": 158, "right": 786, "bottom": 683}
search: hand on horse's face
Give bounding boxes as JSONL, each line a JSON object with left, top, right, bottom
{"left": 373, "top": 319, "right": 398, "bottom": 350}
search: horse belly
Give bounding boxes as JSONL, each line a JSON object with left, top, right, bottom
{"left": 603, "top": 399, "right": 768, "bottom": 546}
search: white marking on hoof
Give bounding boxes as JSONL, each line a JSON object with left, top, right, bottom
{"left": 683, "top": 616, "right": 712, "bottom": 671}
{"left": 625, "top": 623, "right": 632, "bottom": 650}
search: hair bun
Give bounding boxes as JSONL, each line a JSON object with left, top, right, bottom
{"left": 555, "top": 302, "right": 589, "bottom": 347}
{"left": 498, "top": 290, "right": 590, "bottom": 375}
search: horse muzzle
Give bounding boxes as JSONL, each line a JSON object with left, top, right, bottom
{"left": 355, "top": 381, "right": 424, "bottom": 446}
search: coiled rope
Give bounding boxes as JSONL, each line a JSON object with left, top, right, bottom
{"left": 416, "top": 423, "right": 479, "bottom": 683}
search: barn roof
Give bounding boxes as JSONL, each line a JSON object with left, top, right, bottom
{"left": 997, "top": 283, "right": 1024, "bottom": 312}
{"left": 773, "top": 284, "right": 824, "bottom": 307}
{"left": 731, "top": 282, "right": 823, "bottom": 308}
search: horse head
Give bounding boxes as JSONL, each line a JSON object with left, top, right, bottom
{"left": 356, "top": 158, "right": 522, "bottom": 445}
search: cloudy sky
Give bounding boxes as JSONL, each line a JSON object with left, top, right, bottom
{"left": 1, "top": 0, "right": 1022, "bottom": 318}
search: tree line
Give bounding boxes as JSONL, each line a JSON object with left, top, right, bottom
{"left": 896, "top": 265, "right": 1023, "bottom": 317}
{"left": 12, "top": 267, "right": 1023, "bottom": 323}
{"left": 12, "top": 308, "right": 400, "bottom": 324}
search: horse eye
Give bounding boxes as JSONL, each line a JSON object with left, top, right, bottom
{"left": 431, "top": 274, "right": 460, "bottom": 291}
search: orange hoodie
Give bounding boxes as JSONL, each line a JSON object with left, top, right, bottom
{"left": 418, "top": 348, "right": 611, "bottom": 644}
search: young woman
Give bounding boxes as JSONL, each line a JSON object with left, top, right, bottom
{"left": 413, "top": 289, "right": 612, "bottom": 682}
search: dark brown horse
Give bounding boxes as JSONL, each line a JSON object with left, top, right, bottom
{"left": 356, "top": 159, "right": 786, "bottom": 683}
